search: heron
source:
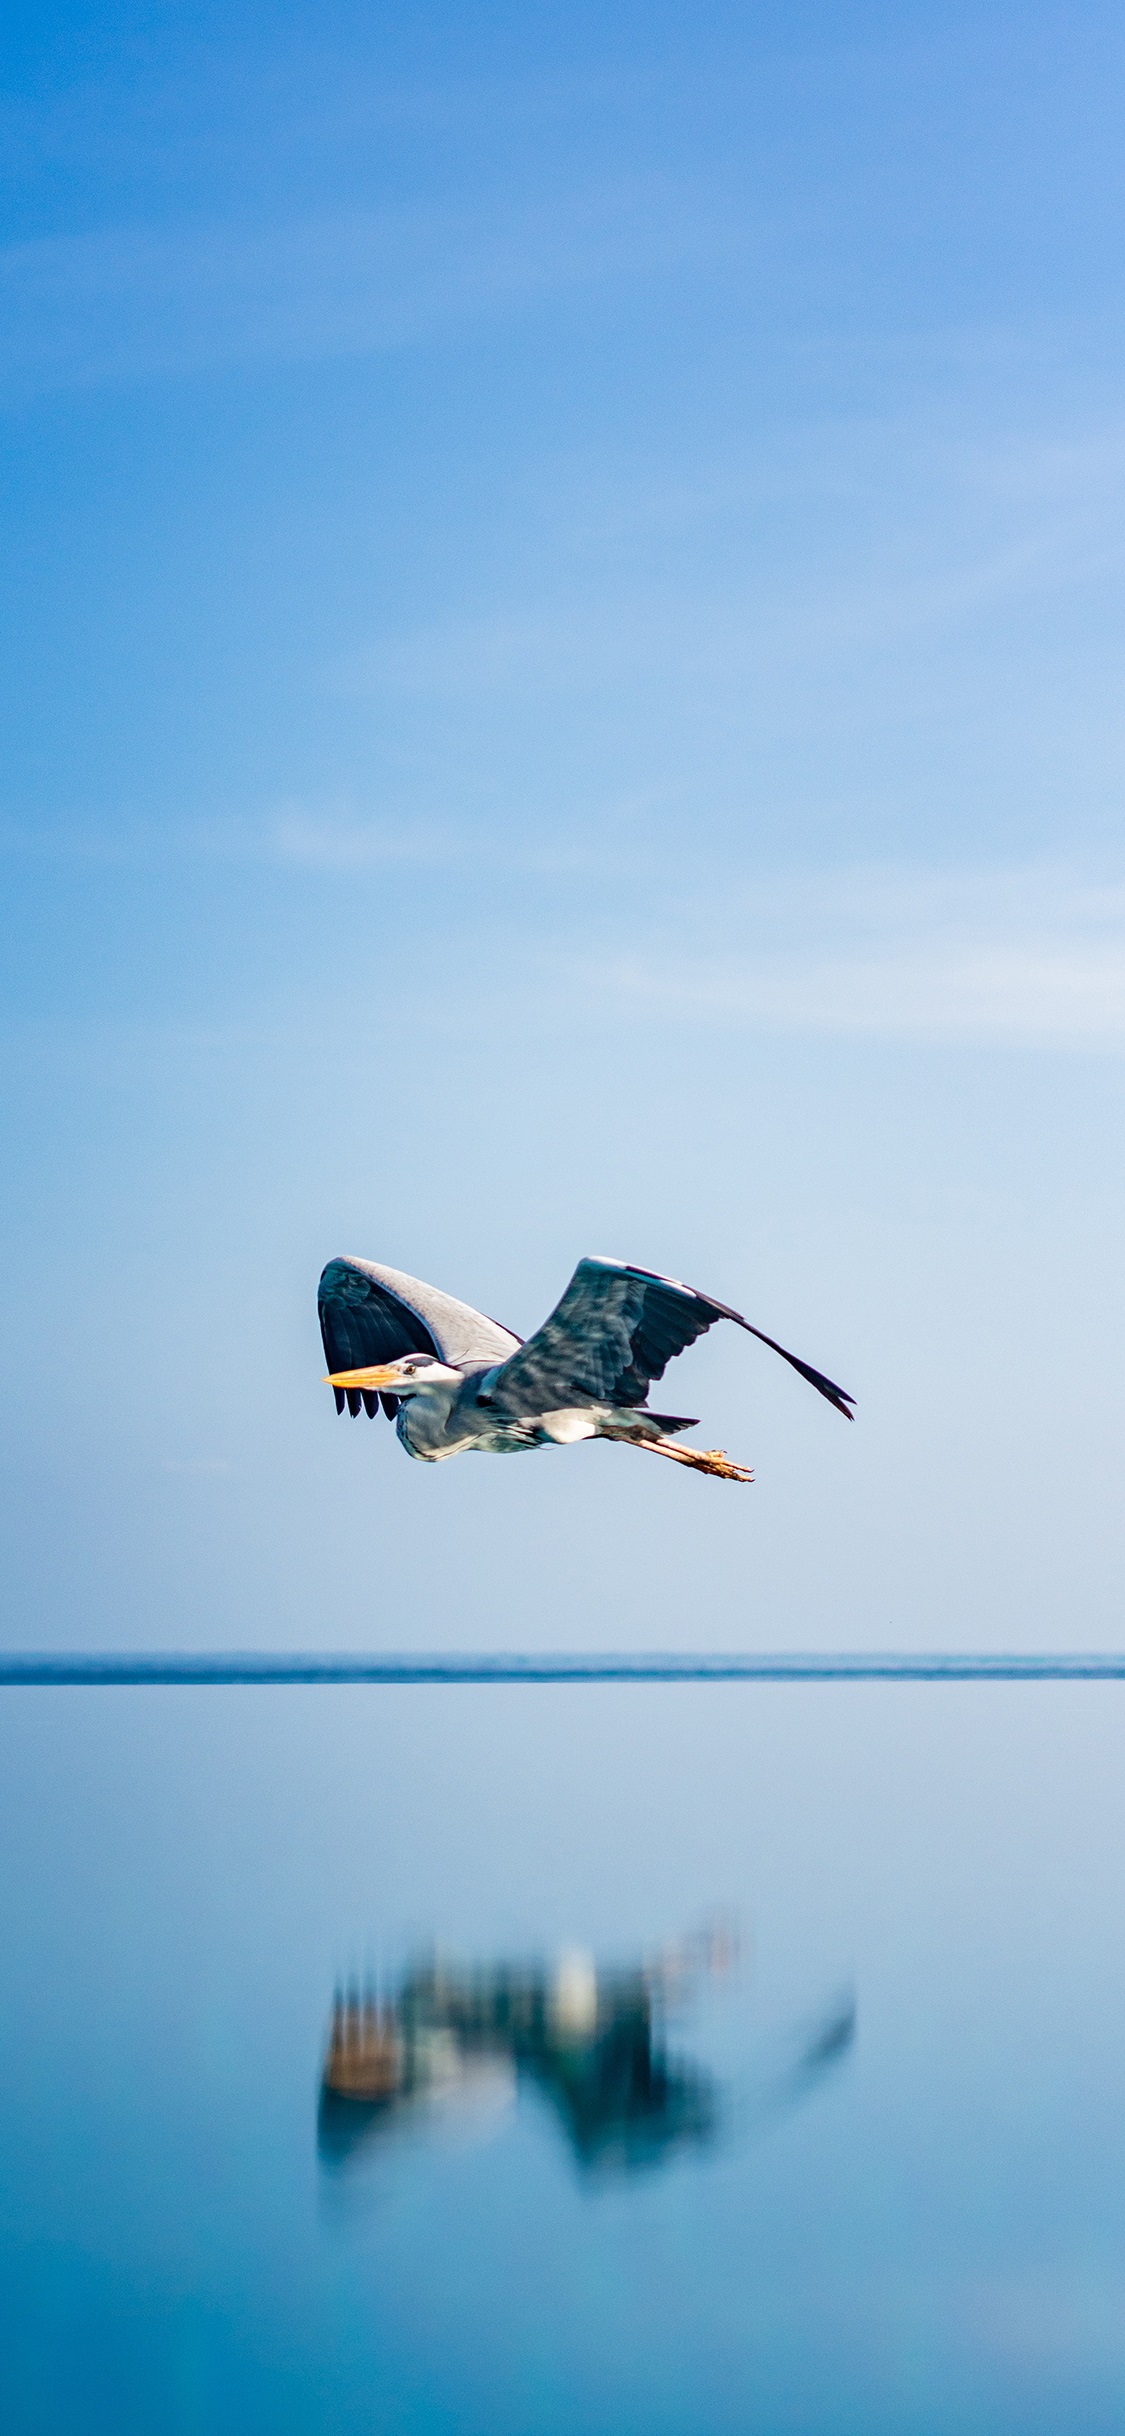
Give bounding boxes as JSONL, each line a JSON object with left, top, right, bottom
{"left": 319, "top": 1253, "right": 853, "bottom": 1483}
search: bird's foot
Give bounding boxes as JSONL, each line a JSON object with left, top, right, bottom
{"left": 613, "top": 1429, "right": 753, "bottom": 1481}
{"left": 681, "top": 1445, "right": 754, "bottom": 1483}
{"left": 625, "top": 1434, "right": 753, "bottom": 1482}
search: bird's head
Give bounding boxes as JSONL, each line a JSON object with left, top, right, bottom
{"left": 323, "top": 1353, "right": 461, "bottom": 1400}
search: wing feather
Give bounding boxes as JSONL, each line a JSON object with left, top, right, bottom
{"left": 318, "top": 1257, "right": 521, "bottom": 1421}
{"left": 486, "top": 1257, "right": 853, "bottom": 1420}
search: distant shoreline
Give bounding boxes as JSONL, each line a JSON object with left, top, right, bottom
{"left": 2, "top": 1653, "right": 1124, "bottom": 1685}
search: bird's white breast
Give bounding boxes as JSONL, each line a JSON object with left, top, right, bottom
{"left": 536, "top": 1409, "right": 598, "bottom": 1445}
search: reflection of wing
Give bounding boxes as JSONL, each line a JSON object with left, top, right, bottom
{"left": 487, "top": 1256, "right": 854, "bottom": 1420}
{"left": 318, "top": 1257, "right": 521, "bottom": 1417}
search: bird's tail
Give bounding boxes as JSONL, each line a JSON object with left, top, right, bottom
{"left": 644, "top": 1412, "right": 699, "bottom": 1435}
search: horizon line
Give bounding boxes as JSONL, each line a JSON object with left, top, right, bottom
{"left": 3, "top": 1651, "right": 1125, "bottom": 1685}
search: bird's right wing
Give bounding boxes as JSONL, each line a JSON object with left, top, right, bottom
{"left": 318, "top": 1257, "right": 521, "bottom": 1416}
{"left": 484, "top": 1256, "right": 853, "bottom": 1420}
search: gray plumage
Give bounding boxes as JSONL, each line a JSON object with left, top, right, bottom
{"left": 318, "top": 1253, "right": 853, "bottom": 1484}
{"left": 318, "top": 1257, "right": 517, "bottom": 1416}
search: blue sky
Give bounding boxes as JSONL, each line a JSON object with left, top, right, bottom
{"left": 3, "top": 1, "right": 1125, "bottom": 1651}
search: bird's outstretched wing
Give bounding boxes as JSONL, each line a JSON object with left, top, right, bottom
{"left": 484, "top": 1256, "right": 854, "bottom": 1421}
{"left": 318, "top": 1258, "right": 521, "bottom": 1417}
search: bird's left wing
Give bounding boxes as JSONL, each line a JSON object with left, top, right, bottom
{"left": 484, "top": 1256, "right": 853, "bottom": 1420}
{"left": 319, "top": 1257, "right": 521, "bottom": 1416}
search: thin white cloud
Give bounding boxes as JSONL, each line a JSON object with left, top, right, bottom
{"left": 273, "top": 809, "right": 461, "bottom": 869}
{"left": 0, "top": 802, "right": 632, "bottom": 881}
{"left": 336, "top": 410, "right": 1125, "bottom": 709}
{"left": 584, "top": 867, "right": 1125, "bottom": 1050}
{"left": 0, "top": 178, "right": 723, "bottom": 400}
{"left": 270, "top": 803, "right": 639, "bottom": 880}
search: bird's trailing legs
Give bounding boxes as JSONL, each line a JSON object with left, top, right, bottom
{"left": 613, "top": 1430, "right": 754, "bottom": 1483}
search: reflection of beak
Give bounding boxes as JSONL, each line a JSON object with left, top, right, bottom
{"left": 323, "top": 1364, "right": 403, "bottom": 1390}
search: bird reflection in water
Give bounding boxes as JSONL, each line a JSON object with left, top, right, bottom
{"left": 318, "top": 1926, "right": 854, "bottom": 2181}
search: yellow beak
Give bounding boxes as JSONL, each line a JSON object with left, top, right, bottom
{"left": 323, "top": 1365, "right": 403, "bottom": 1390}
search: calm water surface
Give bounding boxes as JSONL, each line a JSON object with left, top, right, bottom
{"left": 1, "top": 1682, "right": 1123, "bottom": 2433}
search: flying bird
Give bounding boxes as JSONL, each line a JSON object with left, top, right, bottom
{"left": 319, "top": 1254, "right": 853, "bottom": 1483}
